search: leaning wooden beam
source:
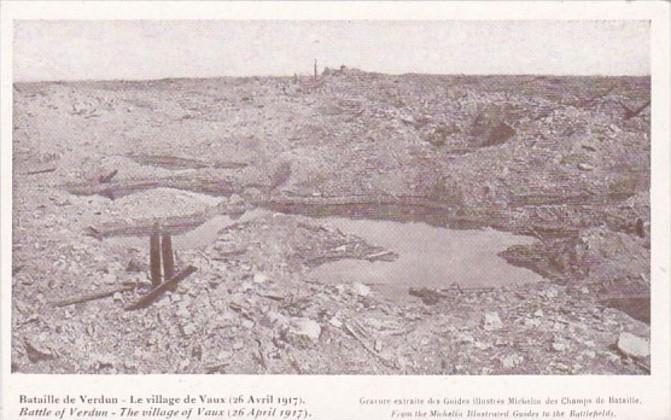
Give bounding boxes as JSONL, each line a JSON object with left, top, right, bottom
{"left": 125, "top": 265, "right": 197, "bottom": 311}
{"left": 51, "top": 284, "right": 135, "bottom": 307}
{"left": 150, "top": 223, "right": 162, "bottom": 287}
{"left": 624, "top": 100, "right": 651, "bottom": 120}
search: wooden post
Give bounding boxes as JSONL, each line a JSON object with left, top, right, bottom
{"left": 150, "top": 222, "right": 162, "bottom": 287}
{"left": 161, "top": 233, "right": 175, "bottom": 280}
{"left": 314, "top": 59, "right": 317, "bottom": 81}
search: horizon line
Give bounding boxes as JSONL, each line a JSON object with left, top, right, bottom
{"left": 13, "top": 71, "right": 652, "bottom": 84}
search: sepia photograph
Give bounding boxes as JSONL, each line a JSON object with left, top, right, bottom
{"left": 10, "top": 19, "right": 652, "bottom": 376}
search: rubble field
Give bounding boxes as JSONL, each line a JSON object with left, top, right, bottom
{"left": 12, "top": 69, "right": 650, "bottom": 374}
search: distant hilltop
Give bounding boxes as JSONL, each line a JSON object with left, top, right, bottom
{"left": 321, "top": 65, "right": 368, "bottom": 77}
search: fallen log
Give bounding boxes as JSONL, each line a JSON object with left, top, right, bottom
{"left": 63, "top": 175, "right": 239, "bottom": 199}
{"left": 23, "top": 165, "right": 57, "bottom": 175}
{"left": 262, "top": 194, "right": 456, "bottom": 211}
{"left": 365, "top": 250, "right": 398, "bottom": 262}
{"left": 52, "top": 283, "right": 135, "bottom": 307}
{"left": 125, "top": 265, "right": 197, "bottom": 310}
{"left": 85, "top": 202, "right": 250, "bottom": 239}
{"left": 126, "top": 153, "right": 248, "bottom": 170}
{"left": 205, "top": 362, "right": 230, "bottom": 374}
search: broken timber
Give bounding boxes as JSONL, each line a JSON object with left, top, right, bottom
{"left": 63, "top": 175, "right": 238, "bottom": 199}
{"left": 125, "top": 265, "right": 197, "bottom": 311}
{"left": 619, "top": 100, "right": 651, "bottom": 120}
{"left": 23, "top": 166, "right": 57, "bottom": 175}
{"left": 125, "top": 153, "right": 247, "bottom": 171}
{"left": 51, "top": 284, "right": 135, "bottom": 307}
{"left": 85, "top": 201, "right": 250, "bottom": 239}
{"left": 263, "top": 194, "right": 456, "bottom": 211}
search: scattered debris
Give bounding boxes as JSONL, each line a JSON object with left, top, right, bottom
{"left": 12, "top": 72, "right": 650, "bottom": 375}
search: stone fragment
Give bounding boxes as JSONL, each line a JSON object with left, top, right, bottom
{"left": 328, "top": 317, "right": 343, "bottom": 328}
{"left": 284, "top": 318, "right": 321, "bottom": 347}
{"left": 24, "top": 338, "right": 54, "bottom": 363}
{"left": 501, "top": 354, "right": 523, "bottom": 369}
{"left": 616, "top": 332, "right": 650, "bottom": 359}
{"left": 524, "top": 317, "right": 540, "bottom": 328}
{"left": 351, "top": 282, "right": 371, "bottom": 297}
{"left": 253, "top": 272, "right": 269, "bottom": 284}
{"left": 482, "top": 312, "right": 503, "bottom": 331}
{"left": 228, "top": 194, "right": 244, "bottom": 205}
{"left": 551, "top": 338, "right": 569, "bottom": 352}
{"left": 218, "top": 351, "right": 233, "bottom": 361}
{"left": 374, "top": 340, "right": 383, "bottom": 353}
{"left": 608, "top": 123, "right": 622, "bottom": 134}
{"left": 103, "top": 273, "right": 117, "bottom": 285}
{"left": 542, "top": 287, "right": 559, "bottom": 299}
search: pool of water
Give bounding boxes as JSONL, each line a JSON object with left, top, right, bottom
{"left": 307, "top": 216, "right": 544, "bottom": 300}
{"left": 107, "top": 207, "right": 544, "bottom": 302}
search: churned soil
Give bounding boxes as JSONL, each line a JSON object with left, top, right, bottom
{"left": 12, "top": 69, "right": 650, "bottom": 374}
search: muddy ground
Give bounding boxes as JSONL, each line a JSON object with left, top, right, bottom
{"left": 12, "top": 69, "right": 650, "bottom": 374}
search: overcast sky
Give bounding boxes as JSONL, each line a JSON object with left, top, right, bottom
{"left": 14, "top": 20, "right": 650, "bottom": 81}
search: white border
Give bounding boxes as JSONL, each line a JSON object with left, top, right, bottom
{"left": 1, "top": 2, "right": 670, "bottom": 420}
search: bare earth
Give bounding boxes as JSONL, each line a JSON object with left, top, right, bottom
{"left": 12, "top": 69, "right": 650, "bottom": 374}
